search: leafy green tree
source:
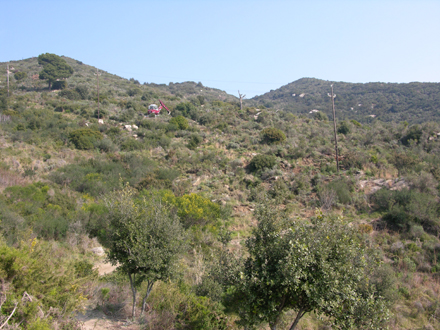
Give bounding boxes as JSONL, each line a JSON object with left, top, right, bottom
{"left": 231, "top": 205, "right": 390, "bottom": 330}
{"left": 38, "top": 53, "right": 73, "bottom": 90}
{"left": 103, "top": 185, "right": 185, "bottom": 319}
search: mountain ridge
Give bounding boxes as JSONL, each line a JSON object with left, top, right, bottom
{"left": 251, "top": 77, "right": 440, "bottom": 123}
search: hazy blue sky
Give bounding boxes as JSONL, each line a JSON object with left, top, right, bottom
{"left": 1, "top": 0, "right": 439, "bottom": 97}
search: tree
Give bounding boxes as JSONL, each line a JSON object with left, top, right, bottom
{"left": 103, "top": 185, "right": 185, "bottom": 319}
{"left": 231, "top": 205, "right": 390, "bottom": 330}
{"left": 38, "top": 53, "right": 73, "bottom": 90}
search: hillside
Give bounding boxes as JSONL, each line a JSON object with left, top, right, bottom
{"left": 252, "top": 78, "right": 440, "bottom": 124}
{"left": 1, "top": 54, "right": 440, "bottom": 330}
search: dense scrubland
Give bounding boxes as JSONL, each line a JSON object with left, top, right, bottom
{"left": 1, "top": 55, "right": 440, "bottom": 330}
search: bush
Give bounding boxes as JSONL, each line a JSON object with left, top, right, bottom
{"left": 337, "top": 121, "right": 350, "bottom": 134}
{"left": 314, "top": 111, "right": 328, "bottom": 121}
{"left": 169, "top": 115, "right": 189, "bottom": 130}
{"left": 177, "top": 295, "right": 228, "bottom": 330}
{"left": 187, "top": 134, "right": 202, "bottom": 150}
{"left": 372, "top": 188, "right": 440, "bottom": 232}
{"left": 69, "top": 128, "right": 103, "bottom": 150}
{"left": 401, "top": 125, "right": 423, "bottom": 146}
{"left": 260, "top": 127, "right": 286, "bottom": 144}
{"left": 174, "top": 102, "right": 198, "bottom": 120}
{"left": 52, "top": 80, "right": 67, "bottom": 90}
{"left": 174, "top": 193, "right": 221, "bottom": 228}
{"left": 75, "top": 85, "right": 89, "bottom": 99}
{"left": 58, "top": 89, "right": 81, "bottom": 100}
{"left": 120, "top": 138, "right": 144, "bottom": 151}
{"left": 14, "top": 71, "right": 27, "bottom": 81}
{"left": 93, "top": 108, "right": 107, "bottom": 118}
{"left": 248, "top": 154, "right": 277, "bottom": 173}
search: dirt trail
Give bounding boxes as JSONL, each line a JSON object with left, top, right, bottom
{"left": 77, "top": 260, "right": 128, "bottom": 330}
{"left": 95, "top": 261, "right": 118, "bottom": 276}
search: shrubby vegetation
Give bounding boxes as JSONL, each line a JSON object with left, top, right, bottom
{"left": 1, "top": 55, "right": 440, "bottom": 329}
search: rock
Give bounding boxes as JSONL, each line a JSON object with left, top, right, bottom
{"left": 91, "top": 247, "right": 105, "bottom": 256}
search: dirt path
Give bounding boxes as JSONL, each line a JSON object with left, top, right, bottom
{"left": 95, "top": 261, "right": 118, "bottom": 276}
{"left": 77, "top": 259, "right": 129, "bottom": 330}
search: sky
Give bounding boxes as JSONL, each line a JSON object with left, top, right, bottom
{"left": 1, "top": 0, "right": 440, "bottom": 98}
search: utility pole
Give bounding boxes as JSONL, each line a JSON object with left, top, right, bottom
{"left": 6, "top": 63, "right": 11, "bottom": 97}
{"left": 238, "top": 90, "right": 246, "bottom": 111}
{"left": 330, "top": 84, "right": 339, "bottom": 173}
{"left": 94, "top": 68, "right": 101, "bottom": 121}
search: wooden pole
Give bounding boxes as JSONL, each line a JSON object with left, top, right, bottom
{"left": 97, "top": 69, "right": 100, "bottom": 119}
{"left": 95, "top": 69, "right": 101, "bottom": 120}
{"left": 238, "top": 90, "right": 246, "bottom": 111}
{"left": 331, "top": 84, "right": 339, "bottom": 173}
{"left": 7, "top": 63, "right": 10, "bottom": 97}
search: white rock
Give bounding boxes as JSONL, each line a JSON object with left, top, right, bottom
{"left": 91, "top": 247, "right": 105, "bottom": 256}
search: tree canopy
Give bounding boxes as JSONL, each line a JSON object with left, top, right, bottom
{"left": 103, "top": 185, "right": 186, "bottom": 319}
{"left": 230, "top": 205, "right": 390, "bottom": 330}
{"left": 38, "top": 53, "right": 73, "bottom": 90}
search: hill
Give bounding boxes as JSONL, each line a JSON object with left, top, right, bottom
{"left": 252, "top": 77, "right": 440, "bottom": 124}
{"left": 1, "top": 54, "right": 440, "bottom": 330}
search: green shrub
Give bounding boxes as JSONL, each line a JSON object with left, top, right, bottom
{"left": 174, "top": 102, "right": 198, "bottom": 120}
{"left": 337, "top": 121, "right": 350, "bottom": 134}
{"left": 174, "top": 193, "right": 221, "bottom": 228}
{"left": 248, "top": 154, "right": 277, "bottom": 173}
{"left": 326, "top": 177, "right": 354, "bottom": 204}
{"left": 52, "top": 80, "right": 67, "bottom": 90}
{"left": 14, "top": 71, "right": 27, "bottom": 81}
{"left": 372, "top": 188, "right": 440, "bottom": 232}
{"left": 58, "top": 89, "right": 81, "bottom": 100}
{"left": 177, "top": 295, "right": 228, "bottom": 330}
{"left": 120, "top": 138, "right": 144, "bottom": 151}
{"left": 69, "top": 128, "right": 103, "bottom": 150}
{"left": 260, "top": 127, "right": 286, "bottom": 144}
{"left": 93, "top": 108, "right": 107, "bottom": 119}
{"left": 187, "top": 134, "right": 203, "bottom": 150}
{"left": 75, "top": 85, "right": 89, "bottom": 99}
{"left": 195, "top": 277, "right": 223, "bottom": 302}
{"left": 169, "top": 115, "right": 189, "bottom": 130}
{"left": 401, "top": 125, "right": 423, "bottom": 146}
{"left": 314, "top": 111, "right": 328, "bottom": 121}
{"left": 137, "top": 168, "right": 180, "bottom": 190}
